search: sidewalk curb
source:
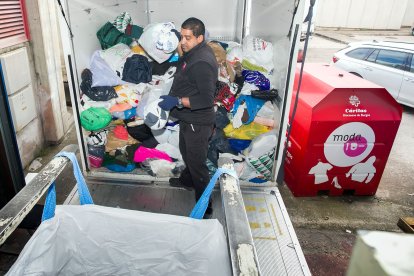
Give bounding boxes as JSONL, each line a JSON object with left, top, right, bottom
{"left": 314, "top": 32, "right": 349, "bottom": 45}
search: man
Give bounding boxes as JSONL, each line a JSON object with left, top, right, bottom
{"left": 158, "top": 17, "right": 218, "bottom": 217}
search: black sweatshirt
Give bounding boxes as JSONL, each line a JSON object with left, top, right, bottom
{"left": 169, "top": 42, "right": 218, "bottom": 125}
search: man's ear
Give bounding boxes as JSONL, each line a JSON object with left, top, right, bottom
{"left": 196, "top": 35, "right": 204, "bottom": 43}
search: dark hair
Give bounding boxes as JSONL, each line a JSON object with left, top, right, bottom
{"left": 181, "top": 17, "right": 205, "bottom": 38}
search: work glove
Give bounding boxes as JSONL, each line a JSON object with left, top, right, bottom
{"left": 158, "top": 95, "right": 179, "bottom": 110}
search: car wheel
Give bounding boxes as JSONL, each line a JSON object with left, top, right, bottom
{"left": 350, "top": 72, "right": 363, "bottom": 78}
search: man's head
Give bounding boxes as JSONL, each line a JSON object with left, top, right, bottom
{"left": 180, "top": 17, "right": 205, "bottom": 53}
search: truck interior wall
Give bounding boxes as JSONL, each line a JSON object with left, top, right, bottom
{"left": 61, "top": 0, "right": 304, "bottom": 181}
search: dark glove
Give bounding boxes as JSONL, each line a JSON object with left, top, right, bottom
{"left": 158, "top": 95, "right": 179, "bottom": 110}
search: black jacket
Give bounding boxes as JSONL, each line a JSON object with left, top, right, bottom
{"left": 169, "top": 42, "right": 218, "bottom": 125}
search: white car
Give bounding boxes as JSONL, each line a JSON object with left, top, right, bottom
{"left": 332, "top": 40, "right": 414, "bottom": 108}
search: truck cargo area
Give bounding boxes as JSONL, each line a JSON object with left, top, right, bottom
{"left": 1, "top": 145, "right": 310, "bottom": 275}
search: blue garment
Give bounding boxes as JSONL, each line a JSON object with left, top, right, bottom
{"left": 232, "top": 95, "right": 266, "bottom": 125}
{"left": 242, "top": 70, "right": 271, "bottom": 91}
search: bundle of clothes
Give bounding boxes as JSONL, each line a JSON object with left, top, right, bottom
{"left": 80, "top": 12, "right": 281, "bottom": 182}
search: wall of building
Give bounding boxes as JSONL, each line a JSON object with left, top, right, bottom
{"left": 0, "top": 43, "right": 44, "bottom": 169}
{"left": 315, "top": 0, "right": 408, "bottom": 29}
{"left": 0, "top": 0, "right": 73, "bottom": 169}
{"left": 402, "top": 0, "right": 414, "bottom": 27}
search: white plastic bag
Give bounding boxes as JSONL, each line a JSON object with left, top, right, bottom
{"left": 89, "top": 51, "right": 127, "bottom": 87}
{"left": 7, "top": 152, "right": 231, "bottom": 276}
{"left": 244, "top": 130, "right": 278, "bottom": 158}
{"left": 242, "top": 35, "right": 274, "bottom": 72}
{"left": 100, "top": 43, "right": 133, "bottom": 77}
{"left": 7, "top": 205, "right": 231, "bottom": 276}
{"left": 138, "top": 22, "right": 178, "bottom": 63}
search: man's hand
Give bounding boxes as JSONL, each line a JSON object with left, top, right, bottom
{"left": 158, "top": 95, "right": 179, "bottom": 110}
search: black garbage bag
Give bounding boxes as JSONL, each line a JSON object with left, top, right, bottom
{"left": 80, "top": 69, "right": 117, "bottom": 101}
{"left": 207, "top": 129, "right": 237, "bottom": 166}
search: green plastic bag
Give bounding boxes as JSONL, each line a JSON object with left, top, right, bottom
{"left": 96, "top": 22, "right": 133, "bottom": 50}
{"left": 80, "top": 107, "right": 112, "bottom": 131}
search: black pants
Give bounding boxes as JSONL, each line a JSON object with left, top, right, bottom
{"left": 178, "top": 121, "right": 214, "bottom": 201}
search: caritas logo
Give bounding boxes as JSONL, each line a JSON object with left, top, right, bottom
{"left": 324, "top": 122, "right": 375, "bottom": 167}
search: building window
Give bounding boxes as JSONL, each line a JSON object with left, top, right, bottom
{"left": 0, "top": 0, "right": 29, "bottom": 49}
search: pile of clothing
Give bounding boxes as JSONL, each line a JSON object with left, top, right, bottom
{"left": 80, "top": 12, "right": 281, "bottom": 182}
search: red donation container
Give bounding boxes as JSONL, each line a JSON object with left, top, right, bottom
{"left": 284, "top": 64, "right": 402, "bottom": 196}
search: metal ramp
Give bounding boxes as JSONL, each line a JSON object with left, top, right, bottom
{"left": 242, "top": 188, "right": 311, "bottom": 276}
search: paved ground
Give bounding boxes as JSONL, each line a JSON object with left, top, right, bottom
{"left": 289, "top": 29, "right": 414, "bottom": 275}
{"left": 1, "top": 29, "right": 413, "bottom": 275}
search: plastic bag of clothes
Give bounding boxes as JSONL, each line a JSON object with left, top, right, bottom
{"left": 16, "top": 196, "right": 232, "bottom": 275}
{"left": 80, "top": 69, "right": 118, "bottom": 101}
{"left": 244, "top": 131, "right": 278, "bottom": 181}
{"left": 242, "top": 35, "right": 274, "bottom": 73}
{"left": 89, "top": 51, "right": 127, "bottom": 87}
{"left": 8, "top": 153, "right": 231, "bottom": 275}
{"left": 138, "top": 22, "right": 179, "bottom": 63}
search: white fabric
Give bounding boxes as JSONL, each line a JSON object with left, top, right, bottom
{"left": 156, "top": 143, "right": 182, "bottom": 160}
{"left": 239, "top": 82, "right": 258, "bottom": 95}
{"left": 148, "top": 159, "right": 176, "bottom": 177}
{"left": 232, "top": 103, "right": 245, "bottom": 129}
{"left": 80, "top": 94, "right": 116, "bottom": 111}
{"left": 7, "top": 205, "right": 231, "bottom": 276}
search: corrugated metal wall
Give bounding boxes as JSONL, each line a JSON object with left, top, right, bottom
{"left": 315, "top": 0, "right": 408, "bottom": 29}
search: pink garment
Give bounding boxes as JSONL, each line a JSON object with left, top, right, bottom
{"left": 89, "top": 155, "right": 103, "bottom": 168}
{"left": 133, "top": 146, "right": 172, "bottom": 163}
{"left": 253, "top": 116, "right": 275, "bottom": 128}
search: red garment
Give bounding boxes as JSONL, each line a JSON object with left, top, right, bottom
{"left": 113, "top": 125, "right": 129, "bottom": 140}
{"left": 214, "top": 83, "right": 235, "bottom": 112}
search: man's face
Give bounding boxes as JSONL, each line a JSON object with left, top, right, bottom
{"left": 180, "top": 28, "right": 204, "bottom": 53}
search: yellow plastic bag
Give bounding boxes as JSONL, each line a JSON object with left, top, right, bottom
{"left": 224, "top": 122, "right": 270, "bottom": 140}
